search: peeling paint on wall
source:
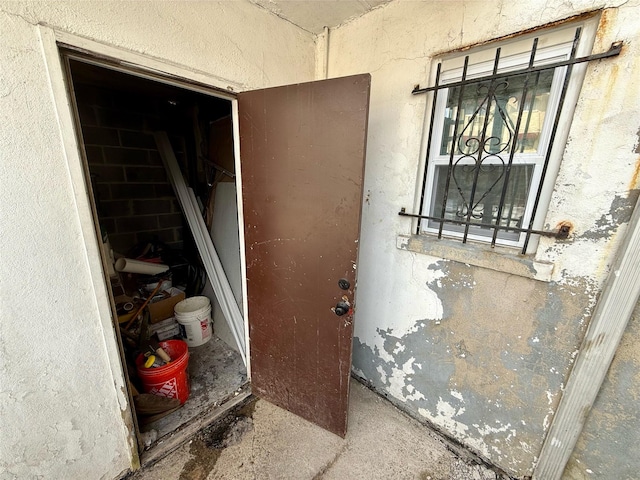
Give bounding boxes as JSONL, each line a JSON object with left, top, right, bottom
{"left": 582, "top": 191, "right": 639, "bottom": 241}
{"left": 353, "top": 260, "right": 597, "bottom": 476}
{"left": 332, "top": 1, "right": 640, "bottom": 478}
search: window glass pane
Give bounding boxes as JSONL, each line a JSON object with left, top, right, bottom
{"left": 440, "top": 71, "right": 554, "bottom": 156}
{"left": 429, "top": 164, "right": 535, "bottom": 240}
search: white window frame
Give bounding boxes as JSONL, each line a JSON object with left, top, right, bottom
{"left": 418, "top": 18, "right": 599, "bottom": 253}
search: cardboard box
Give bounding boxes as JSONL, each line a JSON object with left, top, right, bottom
{"left": 148, "top": 288, "right": 185, "bottom": 324}
{"left": 149, "top": 316, "right": 180, "bottom": 340}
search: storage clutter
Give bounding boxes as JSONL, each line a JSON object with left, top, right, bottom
{"left": 67, "top": 59, "right": 247, "bottom": 452}
{"left": 109, "top": 237, "right": 215, "bottom": 425}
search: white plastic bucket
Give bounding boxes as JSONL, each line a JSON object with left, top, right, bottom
{"left": 174, "top": 296, "right": 212, "bottom": 347}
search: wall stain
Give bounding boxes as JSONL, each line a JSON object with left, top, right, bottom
{"left": 593, "top": 8, "right": 615, "bottom": 52}
{"left": 629, "top": 156, "right": 640, "bottom": 189}
{"left": 440, "top": 10, "right": 600, "bottom": 56}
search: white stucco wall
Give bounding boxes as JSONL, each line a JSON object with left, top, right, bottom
{"left": 3, "top": 0, "right": 639, "bottom": 477}
{"left": 0, "top": 2, "right": 314, "bottom": 478}
{"left": 328, "top": 0, "right": 640, "bottom": 476}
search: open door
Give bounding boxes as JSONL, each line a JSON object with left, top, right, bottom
{"left": 238, "top": 74, "right": 370, "bottom": 437}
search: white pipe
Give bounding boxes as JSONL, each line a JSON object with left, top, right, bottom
{"left": 115, "top": 258, "right": 169, "bottom": 275}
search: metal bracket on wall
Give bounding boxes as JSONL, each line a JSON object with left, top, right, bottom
{"left": 398, "top": 208, "right": 571, "bottom": 240}
{"left": 411, "top": 41, "right": 623, "bottom": 95}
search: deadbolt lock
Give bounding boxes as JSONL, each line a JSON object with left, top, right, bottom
{"left": 334, "top": 301, "right": 350, "bottom": 316}
{"left": 338, "top": 278, "right": 351, "bottom": 290}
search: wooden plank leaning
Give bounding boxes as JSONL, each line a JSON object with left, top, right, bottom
{"left": 154, "top": 131, "right": 247, "bottom": 365}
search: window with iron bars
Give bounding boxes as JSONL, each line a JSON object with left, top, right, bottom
{"left": 408, "top": 20, "right": 617, "bottom": 254}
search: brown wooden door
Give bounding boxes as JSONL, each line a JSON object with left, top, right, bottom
{"left": 238, "top": 74, "right": 370, "bottom": 437}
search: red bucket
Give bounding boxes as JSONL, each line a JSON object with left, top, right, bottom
{"left": 136, "top": 340, "right": 190, "bottom": 404}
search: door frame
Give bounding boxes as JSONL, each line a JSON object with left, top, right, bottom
{"left": 38, "top": 25, "right": 252, "bottom": 469}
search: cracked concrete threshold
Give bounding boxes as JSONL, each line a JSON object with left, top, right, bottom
{"left": 131, "top": 381, "right": 505, "bottom": 480}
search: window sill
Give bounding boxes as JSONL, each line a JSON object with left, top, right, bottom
{"left": 396, "top": 234, "right": 555, "bottom": 282}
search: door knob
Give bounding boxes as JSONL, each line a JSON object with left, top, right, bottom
{"left": 334, "top": 301, "right": 350, "bottom": 316}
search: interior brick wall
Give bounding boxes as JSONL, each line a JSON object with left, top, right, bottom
{"left": 73, "top": 83, "right": 186, "bottom": 254}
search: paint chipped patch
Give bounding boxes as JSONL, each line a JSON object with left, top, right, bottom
{"left": 396, "top": 235, "right": 410, "bottom": 250}
{"left": 543, "top": 414, "right": 552, "bottom": 432}
{"left": 352, "top": 265, "right": 595, "bottom": 476}
{"left": 546, "top": 391, "right": 556, "bottom": 404}
{"left": 581, "top": 192, "right": 639, "bottom": 241}
{"left": 519, "top": 441, "right": 532, "bottom": 454}
{"left": 401, "top": 357, "right": 416, "bottom": 374}
{"left": 474, "top": 421, "right": 513, "bottom": 437}
{"left": 418, "top": 402, "right": 492, "bottom": 458}
{"left": 450, "top": 390, "right": 464, "bottom": 401}
{"left": 386, "top": 358, "right": 427, "bottom": 402}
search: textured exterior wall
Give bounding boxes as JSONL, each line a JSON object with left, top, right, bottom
{"left": 328, "top": 1, "right": 640, "bottom": 477}
{"left": 565, "top": 299, "right": 640, "bottom": 479}
{"left": 0, "top": 2, "right": 314, "bottom": 479}
{"left": 2, "top": 0, "right": 639, "bottom": 477}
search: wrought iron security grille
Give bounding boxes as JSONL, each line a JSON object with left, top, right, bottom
{"left": 400, "top": 27, "right": 622, "bottom": 253}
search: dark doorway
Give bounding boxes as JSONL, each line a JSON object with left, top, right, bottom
{"left": 64, "top": 56, "right": 248, "bottom": 458}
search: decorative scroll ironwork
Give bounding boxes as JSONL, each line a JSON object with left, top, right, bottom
{"left": 400, "top": 28, "right": 623, "bottom": 253}
{"left": 450, "top": 80, "right": 514, "bottom": 222}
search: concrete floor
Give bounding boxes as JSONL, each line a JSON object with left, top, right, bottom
{"left": 133, "top": 381, "right": 505, "bottom": 480}
{"left": 144, "top": 336, "right": 246, "bottom": 441}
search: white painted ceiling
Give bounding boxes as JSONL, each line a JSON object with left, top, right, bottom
{"left": 250, "top": 0, "right": 392, "bottom": 34}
